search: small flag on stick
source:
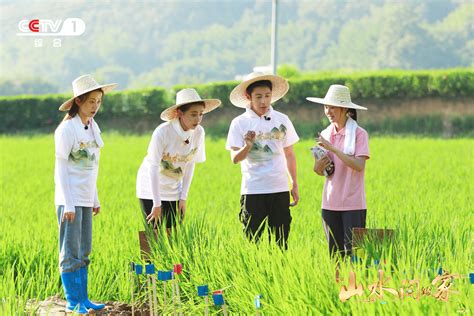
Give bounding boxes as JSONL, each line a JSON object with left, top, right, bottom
{"left": 213, "top": 290, "right": 228, "bottom": 316}
{"left": 197, "top": 285, "right": 209, "bottom": 316}
{"left": 254, "top": 294, "right": 262, "bottom": 316}
{"left": 173, "top": 264, "right": 183, "bottom": 316}
{"left": 145, "top": 264, "right": 156, "bottom": 316}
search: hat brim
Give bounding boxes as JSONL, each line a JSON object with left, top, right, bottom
{"left": 160, "top": 99, "right": 222, "bottom": 122}
{"left": 306, "top": 97, "right": 367, "bottom": 110}
{"left": 229, "top": 74, "right": 289, "bottom": 108}
{"left": 58, "top": 83, "right": 118, "bottom": 112}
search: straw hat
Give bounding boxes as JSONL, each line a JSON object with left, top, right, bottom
{"left": 306, "top": 85, "right": 367, "bottom": 110}
{"left": 229, "top": 72, "right": 289, "bottom": 108}
{"left": 59, "top": 75, "right": 118, "bottom": 111}
{"left": 160, "top": 88, "right": 221, "bottom": 121}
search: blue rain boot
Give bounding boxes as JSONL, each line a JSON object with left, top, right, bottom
{"left": 61, "top": 270, "right": 88, "bottom": 314}
{"left": 80, "top": 266, "right": 105, "bottom": 311}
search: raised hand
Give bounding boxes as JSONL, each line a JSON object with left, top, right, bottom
{"left": 244, "top": 131, "right": 256, "bottom": 147}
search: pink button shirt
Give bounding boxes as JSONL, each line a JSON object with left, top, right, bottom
{"left": 322, "top": 125, "right": 370, "bottom": 211}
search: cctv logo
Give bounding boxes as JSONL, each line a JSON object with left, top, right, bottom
{"left": 17, "top": 18, "right": 85, "bottom": 36}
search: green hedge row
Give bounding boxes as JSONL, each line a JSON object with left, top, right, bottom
{"left": 204, "top": 115, "right": 473, "bottom": 138}
{"left": 294, "top": 115, "right": 474, "bottom": 138}
{"left": 0, "top": 88, "right": 168, "bottom": 133}
{"left": 178, "top": 68, "right": 474, "bottom": 107}
{"left": 0, "top": 68, "right": 472, "bottom": 134}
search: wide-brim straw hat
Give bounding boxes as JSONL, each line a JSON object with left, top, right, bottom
{"left": 160, "top": 88, "right": 221, "bottom": 121}
{"left": 229, "top": 72, "right": 289, "bottom": 108}
{"left": 59, "top": 75, "right": 118, "bottom": 111}
{"left": 306, "top": 84, "right": 367, "bottom": 110}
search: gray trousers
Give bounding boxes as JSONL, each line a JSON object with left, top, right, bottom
{"left": 322, "top": 209, "right": 366, "bottom": 258}
{"left": 56, "top": 206, "right": 92, "bottom": 272}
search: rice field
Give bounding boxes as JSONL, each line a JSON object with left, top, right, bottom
{"left": 1, "top": 134, "right": 473, "bottom": 315}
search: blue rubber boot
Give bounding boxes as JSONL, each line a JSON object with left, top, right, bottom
{"left": 60, "top": 270, "right": 88, "bottom": 314}
{"left": 80, "top": 266, "right": 105, "bottom": 311}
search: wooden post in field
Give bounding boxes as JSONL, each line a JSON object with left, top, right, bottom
{"left": 351, "top": 228, "right": 395, "bottom": 264}
{"left": 138, "top": 230, "right": 158, "bottom": 262}
{"left": 197, "top": 285, "right": 209, "bottom": 316}
{"left": 351, "top": 228, "right": 395, "bottom": 249}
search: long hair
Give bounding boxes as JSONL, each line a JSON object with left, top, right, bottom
{"left": 62, "top": 88, "right": 103, "bottom": 121}
{"left": 347, "top": 108, "right": 358, "bottom": 121}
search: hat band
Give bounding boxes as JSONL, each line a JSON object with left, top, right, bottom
{"left": 176, "top": 98, "right": 203, "bottom": 105}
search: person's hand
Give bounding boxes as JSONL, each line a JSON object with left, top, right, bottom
{"left": 147, "top": 206, "right": 162, "bottom": 224}
{"left": 317, "top": 133, "right": 336, "bottom": 153}
{"left": 178, "top": 199, "right": 186, "bottom": 222}
{"left": 290, "top": 184, "right": 299, "bottom": 207}
{"left": 244, "top": 131, "right": 256, "bottom": 147}
{"left": 93, "top": 206, "right": 100, "bottom": 216}
{"left": 314, "top": 154, "right": 331, "bottom": 175}
{"left": 62, "top": 211, "right": 75, "bottom": 223}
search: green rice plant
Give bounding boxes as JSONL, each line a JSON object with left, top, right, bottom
{"left": 1, "top": 135, "right": 472, "bottom": 314}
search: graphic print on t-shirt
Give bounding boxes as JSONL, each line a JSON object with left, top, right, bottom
{"left": 160, "top": 147, "right": 198, "bottom": 179}
{"left": 69, "top": 140, "right": 99, "bottom": 169}
{"left": 248, "top": 124, "right": 287, "bottom": 161}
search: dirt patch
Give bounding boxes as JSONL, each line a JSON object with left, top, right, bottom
{"left": 26, "top": 295, "right": 152, "bottom": 315}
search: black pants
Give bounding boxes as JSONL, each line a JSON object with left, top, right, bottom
{"left": 322, "top": 209, "right": 366, "bottom": 258}
{"left": 240, "top": 191, "right": 292, "bottom": 249}
{"left": 139, "top": 199, "right": 178, "bottom": 229}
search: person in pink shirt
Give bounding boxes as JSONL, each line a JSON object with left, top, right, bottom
{"left": 306, "top": 85, "right": 370, "bottom": 259}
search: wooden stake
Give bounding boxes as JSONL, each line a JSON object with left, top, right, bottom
{"left": 130, "top": 271, "right": 135, "bottom": 316}
{"left": 175, "top": 280, "right": 182, "bottom": 316}
{"left": 171, "top": 279, "right": 174, "bottom": 315}
{"left": 204, "top": 296, "right": 209, "bottom": 316}
{"left": 172, "top": 281, "right": 177, "bottom": 316}
{"left": 147, "top": 276, "right": 153, "bottom": 316}
{"left": 222, "top": 303, "right": 228, "bottom": 316}
{"left": 163, "top": 281, "right": 167, "bottom": 311}
{"left": 152, "top": 276, "right": 157, "bottom": 316}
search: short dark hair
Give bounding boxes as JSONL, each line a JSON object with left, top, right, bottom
{"left": 246, "top": 80, "right": 272, "bottom": 95}
{"left": 177, "top": 101, "right": 205, "bottom": 113}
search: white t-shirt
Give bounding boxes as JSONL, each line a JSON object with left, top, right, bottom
{"left": 54, "top": 115, "right": 103, "bottom": 208}
{"left": 226, "top": 106, "right": 299, "bottom": 195}
{"left": 136, "top": 119, "right": 206, "bottom": 201}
